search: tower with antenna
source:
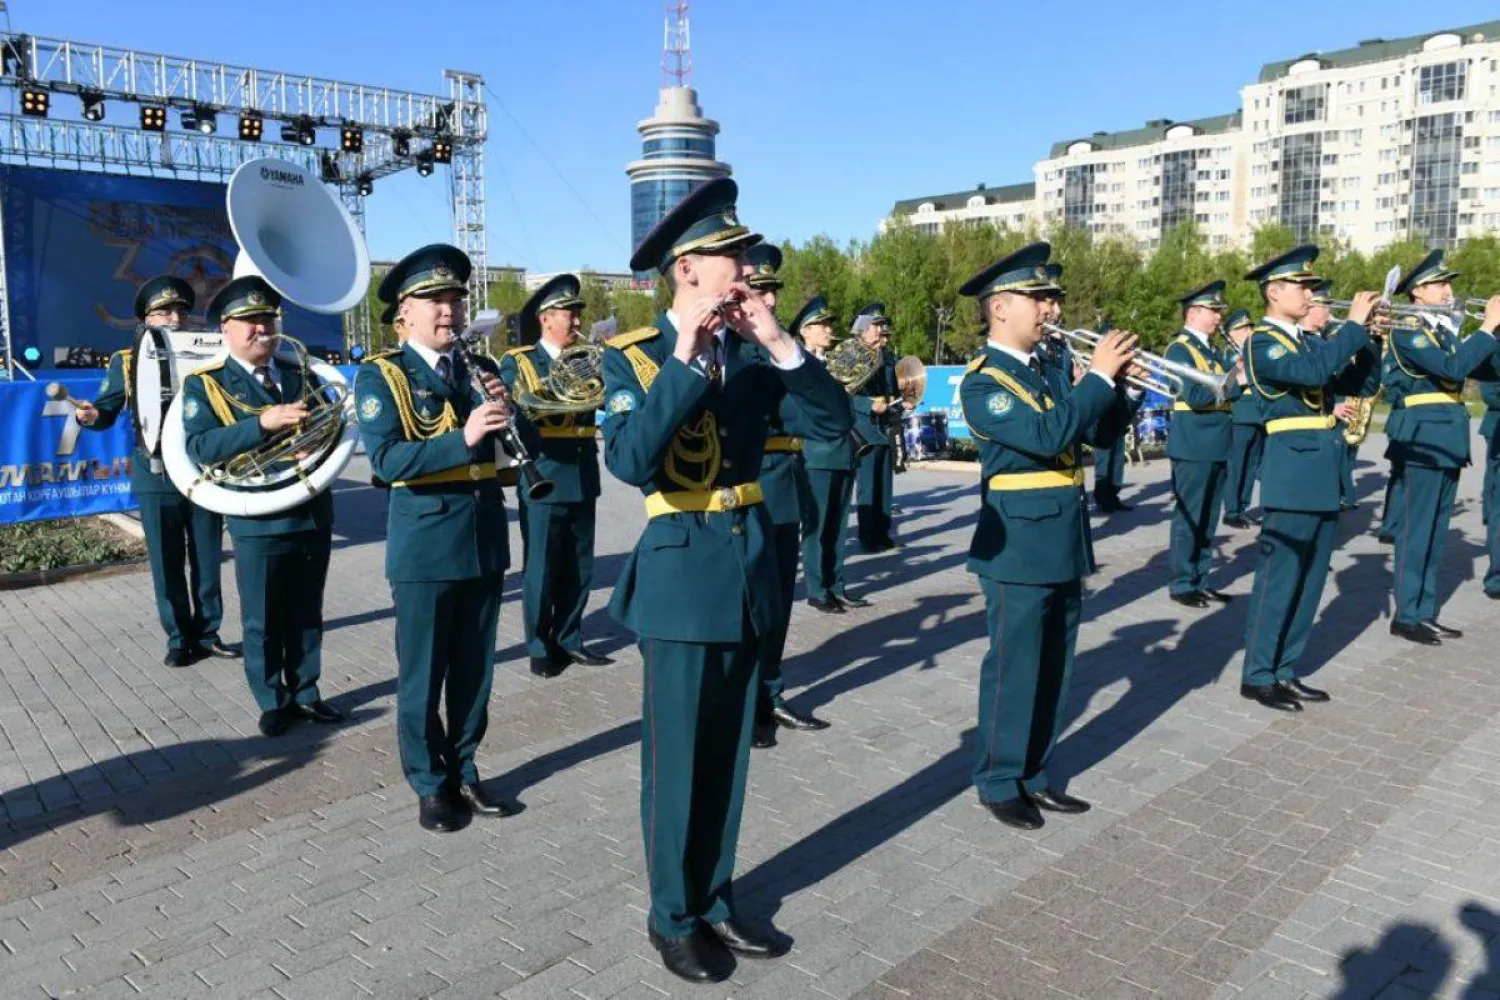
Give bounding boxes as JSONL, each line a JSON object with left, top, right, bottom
{"left": 626, "top": 0, "right": 730, "bottom": 278}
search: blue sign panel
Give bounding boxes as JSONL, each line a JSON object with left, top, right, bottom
{"left": 0, "top": 377, "right": 137, "bottom": 524}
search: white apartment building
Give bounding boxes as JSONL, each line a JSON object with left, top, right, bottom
{"left": 892, "top": 20, "right": 1500, "bottom": 255}
{"left": 892, "top": 181, "right": 1037, "bottom": 236}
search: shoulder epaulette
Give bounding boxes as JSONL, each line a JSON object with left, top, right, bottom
{"left": 367, "top": 348, "right": 402, "bottom": 361}
{"left": 606, "top": 326, "right": 660, "bottom": 350}
{"left": 964, "top": 355, "right": 986, "bottom": 374}
{"left": 502, "top": 345, "right": 535, "bottom": 358}
{"left": 189, "top": 358, "right": 226, "bottom": 375}
{"left": 109, "top": 349, "right": 129, "bottom": 362}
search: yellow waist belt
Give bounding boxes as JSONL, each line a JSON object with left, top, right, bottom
{"left": 1265, "top": 415, "right": 1337, "bottom": 435}
{"left": 645, "top": 482, "right": 764, "bottom": 518}
{"left": 1402, "top": 392, "right": 1463, "bottom": 408}
{"left": 764, "top": 436, "right": 804, "bottom": 453}
{"left": 987, "top": 468, "right": 1083, "bottom": 491}
{"left": 1172, "top": 401, "right": 1231, "bottom": 413}
{"left": 538, "top": 426, "right": 599, "bottom": 439}
{"left": 393, "top": 462, "right": 517, "bottom": 488}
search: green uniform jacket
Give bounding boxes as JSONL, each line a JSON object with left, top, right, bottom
{"left": 601, "top": 315, "right": 852, "bottom": 643}
{"left": 181, "top": 358, "right": 335, "bottom": 538}
{"left": 1245, "top": 319, "right": 1378, "bottom": 512}
{"left": 496, "top": 345, "right": 601, "bottom": 506}
{"left": 1480, "top": 373, "right": 1500, "bottom": 441}
{"left": 1226, "top": 345, "right": 1264, "bottom": 426}
{"left": 1382, "top": 318, "right": 1499, "bottom": 470}
{"left": 758, "top": 372, "right": 818, "bottom": 526}
{"left": 89, "top": 349, "right": 178, "bottom": 496}
{"left": 353, "top": 345, "right": 510, "bottom": 582}
{"left": 960, "top": 346, "right": 1115, "bottom": 585}
{"left": 851, "top": 348, "right": 897, "bottom": 446}
{"left": 1165, "top": 330, "right": 1243, "bottom": 461}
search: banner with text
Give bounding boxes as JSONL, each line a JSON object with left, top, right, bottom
{"left": 0, "top": 376, "right": 138, "bottom": 524}
{"left": 1, "top": 166, "right": 340, "bottom": 368}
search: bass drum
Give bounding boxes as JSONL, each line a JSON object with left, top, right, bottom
{"left": 159, "top": 358, "right": 357, "bottom": 517}
{"left": 130, "top": 326, "right": 226, "bottom": 459}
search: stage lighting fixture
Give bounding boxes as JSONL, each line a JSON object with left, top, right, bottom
{"left": 281, "top": 116, "right": 317, "bottom": 146}
{"left": 181, "top": 104, "right": 217, "bottom": 134}
{"left": 20, "top": 86, "right": 48, "bottom": 117}
{"left": 340, "top": 124, "right": 363, "bottom": 153}
{"left": 319, "top": 152, "right": 341, "bottom": 183}
{"left": 349, "top": 345, "right": 367, "bottom": 363}
{"left": 79, "top": 89, "right": 105, "bottom": 122}
{"left": 20, "top": 345, "right": 42, "bottom": 366}
{"left": 140, "top": 104, "right": 167, "bottom": 131}
{"left": 392, "top": 129, "right": 411, "bottom": 157}
{"left": 356, "top": 173, "right": 374, "bottom": 197}
{"left": 238, "top": 112, "right": 264, "bottom": 141}
{"left": 431, "top": 138, "right": 453, "bottom": 164}
{"left": 415, "top": 153, "right": 435, "bottom": 177}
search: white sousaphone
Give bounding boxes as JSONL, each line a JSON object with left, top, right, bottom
{"left": 159, "top": 157, "right": 370, "bottom": 517}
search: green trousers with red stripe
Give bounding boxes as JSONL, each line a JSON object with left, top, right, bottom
{"left": 972, "top": 578, "right": 1081, "bottom": 805}
{"left": 639, "top": 632, "right": 759, "bottom": 938}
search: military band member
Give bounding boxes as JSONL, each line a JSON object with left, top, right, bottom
{"left": 1382, "top": 250, "right": 1500, "bottom": 644}
{"left": 852, "top": 303, "right": 899, "bottom": 551}
{"left": 1166, "top": 282, "right": 1242, "bottom": 608}
{"left": 181, "top": 277, "right": 341, "bottom": 736}
{"left": 741, "top": 245, "right": 830, "bottom": 749}
{"left": 1240, "top": 246, "right": 1380, "bottom": 711}
{"left": 793, "top": 296, "right": 861, "bottom": 613}
{"left": 1302, "top": 283, "right": 1364, "bottom": 513}
{"left": 354, "top": 244, "right": 515, "bottom": 831}
{"left": 958, "top": 242, "right": 1137, "bottom": 831}
{"left": 1481, "top": 373, "right": 1500, "bottom": 599}
{"left": 1222, "top": 310, "right": 1263, "bottom": 528}
{"left": 76, "top": 276, "right": 234, "bottom": 667}
{"left": 603, "top": 178, "right": 850, "bottom": 982}
{"left": 1089, "top": 321, "right": 1144, "bottom": 515}
{"left": 499, "top": 275, "right": 611, "bottom": 677}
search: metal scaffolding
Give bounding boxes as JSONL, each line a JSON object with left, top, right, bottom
{"left": 0, "top": 29, "right": 488, "bottom": 372}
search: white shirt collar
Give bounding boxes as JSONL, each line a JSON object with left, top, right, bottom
{"left": 229, "top": 354, "right": 277, "bottom": 381}
{"left": 988, "top": 340, "right": 1036, "bottom": 368}
{"left": 1183, "top": 325, "right": 1214, "bottom": 347}
{"left": 538, "top": 338, "right": 562, "bottom": 360}
{"left": 405, "top": 337, "right": 454, "bottom": 374}
{"left": 1263, "top": 316, "right": 1301, "bottom": 339}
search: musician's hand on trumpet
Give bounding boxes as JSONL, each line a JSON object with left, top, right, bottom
{"left": 1481, "top": 295, "right": 1500, "bottom": 335}
{"left": 1345, "top": 290, "right": 1381, "bottom": 327}
{"left": 1088, "top": 330, "right": 1138, "bottom": 381}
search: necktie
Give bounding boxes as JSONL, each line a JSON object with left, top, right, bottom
{"left": 255, "top": 365, "right": 281, "bottom": 402}
{"left": 435, "top": 355, "right": 454, "bottom": 389}
{"left": 1028, "top": 356, "right": 1044, "bottom": 378}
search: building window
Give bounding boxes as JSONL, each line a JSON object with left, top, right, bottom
{"left": 1343, "top": 177, "right": 1359, "bottom": 190}
{"left": 1283, "top": 83, "right": 1329, "bottom": 124}
{"left": 1063, "top": 163, "right": 1104, "bottom": 228}
{"left": 1279, "top": 131, "right": 1323, "bottom": 239}
{"left": 1410, "top": 112, "right": 1463, "bottom": 246}
{"left": 1418, "top": 62, "right": 1467, "bottom": 105}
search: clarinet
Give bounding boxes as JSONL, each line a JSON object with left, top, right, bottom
{"left": 456, "top": 328, "right": 555, "bottom": 502}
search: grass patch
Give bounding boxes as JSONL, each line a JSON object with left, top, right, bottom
{"left": 0, "top": 517, "right": 146, "bottom": 574}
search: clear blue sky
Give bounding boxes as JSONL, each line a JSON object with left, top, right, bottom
{"left": 19, "top": 1, "right": 1500, "bottom": 273}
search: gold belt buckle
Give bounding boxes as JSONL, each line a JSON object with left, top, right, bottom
{"left": 717, "top": 486, "right": 740, "bottom": 510}
{"left": 468, "top": 465, "right": 481, "bottom": 481}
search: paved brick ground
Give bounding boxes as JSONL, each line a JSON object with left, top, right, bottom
{"left": 1, "top": 441, "right": 1496, "bottom": 998}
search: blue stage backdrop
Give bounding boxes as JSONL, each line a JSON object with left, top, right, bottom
{"left": 2, "top": 166, "right": 340, "bottom": 368}
{"left": 0, "top": 375, "right": 136, "bottom": 524}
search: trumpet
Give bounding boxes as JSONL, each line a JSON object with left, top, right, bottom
{"left": 1043, "top": 324, "right": 1231, "bottom": 403}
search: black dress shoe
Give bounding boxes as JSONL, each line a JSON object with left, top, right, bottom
{"left": 418, "top": 793, "right": 464, "bottom": 833}
{"left": 199, "top": 640, "right": 241, "bottom": 659}
{"left": 1391, "top": 620, "right": 1441, "bottom": 645}
{"left": 750, "top": 723, "right": 777, "bottom": 749}
{"left": 1223, "top": 515, "right": 1252, "bottom": 529}
{"left": 457, "top": 782, "right": 515, "bottom": 817}
{"left": 806, "top": 596, "right": 846, "bottom": 614}
{"left": 1423, "top": 620, "right": 1463, "bottom": 639}
{"left": 1377, "top": 532, "right": 1395, "bottom": 545}
{"left": 1170, "top": 591, "right": 1210, "bottom": 609}
{"left": 1487, "top": 591, "right": 1500, "bottom": 601}
{"left": 708, "top": 919, "right": 791, "bottom": 959}
{"left": 529, "top": 656, "right": 568, "bottom": 678}
{"left": 1239, "top": 684, "right": 1304, "bottom": 712}
{"left": 1201, "top": 589, "right": 1234, "bottom": 604}
{"left": 983, "top": 797, "right": 1044, "bottom": 830}
{"left": 1340, "top": 502, "right": 1358, "bottom": 512}
{"left": 1109, "top": 500, "right": 1134, "bottom": 512}
{"left": 163, "top": 648, "right": 196, "bottom": 668}
{"left": 257, "top": 707, "right": 293, "bottom": 737}
{"left": 566, "top": 647, "right": 614, "bottom": 666}
{"left": 838, "top": 595, "right": 872, "bottom": 609}
{"left": 296, "top": 700, "right": 344, "bottom": 724}
{"left": 771, "top": 704, "right": 830, "bottom": 731}
{"left": 1278, "top": 679, "right": 1330, "bottom": 703}
{"left": 1028, "top": 787, "right": 1091, "bottom": 814}
{"left": 648, "top": 924, "right": 734, "bottom": 983}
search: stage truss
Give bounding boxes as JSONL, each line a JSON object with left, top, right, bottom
{"left": 0, "top": 31, "right": 490, "bottom": 375}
